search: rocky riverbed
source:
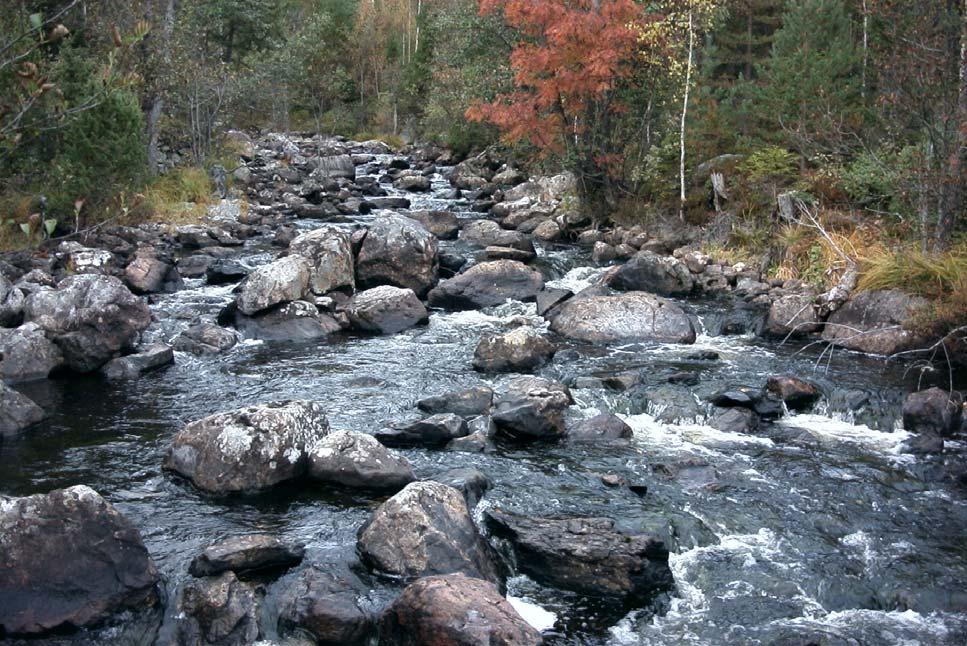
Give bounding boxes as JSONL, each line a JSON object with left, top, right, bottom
{"left": 1, "top": 133, "right": 966, "bottom": 645}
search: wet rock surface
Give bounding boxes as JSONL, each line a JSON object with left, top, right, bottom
{"left": 189, "top": 535, "right": 305, "bottom": 577}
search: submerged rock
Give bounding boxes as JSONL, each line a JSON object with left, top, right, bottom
{"left": 485, "top": 509, "right": 672, "bottom": 599}
{"left": 164, "top": 400, "right": 330, "bottom": 494}
{"left": 308, "top": 430, "right": 415, "bottom": 491}
{"left": 357, "top": 481, "right": 503, "bottom": 584}
{"left": 548, "top": 290, "right": 695, "bottom": 344}
{"left": 347, "top": 285, "right": 428, "bottom": 335}
{"left": 472, "top": 326, "right": 556, "bottom": 373}
{"left": 24, "top": 274, "right": 151, "bottom": 372}
{"left": 0, "top": 485, "right": 160, "bottom": 635}
{"left": 380, "top": 574, "right": 542, "bottom": 646}
{"left": 427, "top": 260, "right": 544, "bottom": 310}
{"left": 189, "top": 535, "right": 305, "bottom": 578}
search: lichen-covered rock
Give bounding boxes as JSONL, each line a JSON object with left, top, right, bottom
{"left": 375, "top": 413, "right": 470, "bottom": 448}
{"left": 548, "top": 290, "right": 695, "bottom": 344}
{"left": 308, "top": 430, "right": 415, "bottom": 491}
{"left": 822, "top": 289, "right": 927, "bottom": 355}
{"left": 0, "top": 322, "right": 63, "bottom": 382}
{"left": 427, "top": 260, "right": 544, "bottom": 310}
{"left": 417, "top": 386, "right": 494, "bottom": 418}
{"left": 492, "top": 377, "right": 573, "bottom": 441}
{"left": 347, "top": 286, "right": 428, "bottom": 335}
{"left": 0, "top": 485, "right": 159, "bottom": 635}
{"left": 764, "top": 294, "right": 820, "bottom": 338}
{"left": 472, "top": 327, "right": 556, "bottom": 373}
{"left": 406, "top": 210, "right": 459, "bottom": 240}
{"left": 605, "top": 252, "right": 694, "bottom": 296}
{"left": 0, "top": 274, "right": 25, "bottom": 327}
{"left": 236, "top": 255, "right": 310, "bottom": 315}
{"left": 380, "top": 574, "right": 542, "bottom": 646}
{"left": 24, "top": 274, "right": 151, "bottom": 372}
{"left": 164, "top": 400, "right": 330, "bottom": 494}
{"left": 100, "top": 343, "right": 174, "bottom": 380}
{"left": 902, "top": 387, "right": 964, "bottom": 436}
{"left": 164, "top": 572, "right": 259, "bottom": 646}
{"left": 356, "top": 214, "right": 439, "bottom": 297}
{"left": 357, "top": 481, "right": 503, "bottom": 584}
{"left": 289, "top": 227, "right": 355, "bottom": 295}
{"left": 0, "top": 381, "right": 45, "bottom": 438}
{"left": 173, "top": 323, "right": 238, "bottom": 355}
{"left": 124, "top": 251, "right": 182, "bottom": 295}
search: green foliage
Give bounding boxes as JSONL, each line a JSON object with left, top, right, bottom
{"left": 188, "top": 0, "right": 282, "bottom": 64}
{"left": 738, "top": 145, "right": 798, "bottom": 184}
{"left": 858, "top": 242, "right": 967, "bottom": 300}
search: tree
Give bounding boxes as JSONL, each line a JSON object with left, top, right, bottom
{"left": 757, "top": 0, "right": 863, "bottom": 162}
{"left": 467, "top": 0, "right": 651, "bottom": 210}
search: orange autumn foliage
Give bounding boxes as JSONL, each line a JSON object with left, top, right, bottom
{"left": 467, "top": 0, "right": 648, "bottom": 160}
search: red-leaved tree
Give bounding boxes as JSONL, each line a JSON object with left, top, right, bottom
{"left": 467, "top": 0, "right": 651, "bottom": 210}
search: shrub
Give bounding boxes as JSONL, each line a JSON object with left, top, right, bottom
{"left": 857, "top": 241, "right": 967, "bottom": 299}
{"left": 738, "top": 146, "right": 799, "bottom": 186}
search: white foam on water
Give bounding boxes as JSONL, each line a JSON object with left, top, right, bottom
{"left": 507, "top": 596, "right": 557, "bottom": 632}
{"left": 778, "top": 413, "right": 913, "bottom": 460}
{"left": 545, "top": 265, "right": 606, "bottom": 292}
{"left": 623, "top": 413, "right": 774, "bottom": 455}
{"left": 769, "top": 608, "right": 963, "bottom": 645}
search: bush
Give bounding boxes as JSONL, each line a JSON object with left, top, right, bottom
{"left": 738, "top": 146, "right": 799, "bottom": 185}
{"left": 130, "top": 167, "right": 213, "bottom": 224}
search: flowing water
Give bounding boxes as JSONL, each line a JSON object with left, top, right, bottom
{"left": 2, "top": 156, "right": 967, "bottom": 645}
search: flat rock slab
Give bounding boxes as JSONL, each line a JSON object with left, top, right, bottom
{"left": 189, "top": 535, "right": 305, "bottom": 577}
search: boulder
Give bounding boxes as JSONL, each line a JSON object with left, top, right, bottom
{"left": 206, "top": 259, "right": 250, "bottom": 285}
{"left": 231, "top": 301, "right": 341, "bottom": 341}
{"left": 100, "top": 343, "right": 174, "bottom": 380}
{"left": 164, "top": 400, "right": 330, "bottom": 494}
{"left": 472, "top": 327, "right": 556, "bottom": 373}
{"left": 124, "top": 252, "right": 182, "bottom": 294}
{"left": 166, "top": 572, "right": 259, "bottom": 646}
{"left": 375, "top": 413, "right": 469, "bottom": 448}
{"left": 568, "top": 413, "right": 633, "bottom": 442}
{"left": 24, "top": 274, "right": 151, "bottom": 373}
{"left": 483, "top": 246, "right": 536, "bottom": 263}
{"left": 357, "top": 481, "right": 503, "bottom": 584}
{"left": 764, "top": 294, "right": 820, "bottom": 337}
{"left": 708, "top": 408, "right": 760, "bottom": 434}
{"left": 533, "top": 219, "right": 562, "bottom": 242}
{"left": 430, "top": 467, "right": 492, "bottom": 509}
{"left": 492, "top": 377, "right": 572, "bottom": 441}
{"left": 548, "top": 290, "right": 696, "bottom": 344}
{"left": 902, "top": 388, "right": 963, "bottom": 436}
{"left": 277, "top": 566, "right": 375, "bottom": 646}
{"left": 605, "top": 252, "right": 694, "bottom": 296}
{"left": 536, "top": 288, "right": 572, "bottom": 317}
{"left": 0, "top": 381, "right": 45, "bottom": 438}
{"left": 459, "top": 219, "right": 532, "bottom": 251}
{"left": 822, "top": 289, "right": 927, "bottom": 355}
{"left": 308, "top": 430, "right": 415, "bottom": 491}
{"left": 0, "top": 485, "right": 159, "bottom": 635}
{"left": 709, "top": 386, "right": 784, "bottom": 419}
{"left": 289, "top": 227, "right": 356, "bottom": 295}
{"left": 189, "top": 535, "right": 305, "bottom": 577}
{"left": 0, "top": 276, "right": 26, "bottom": 327}
{"left": 173, "top": 323, "right": 238, "bottom": 355}
{"left": 417, "top": 386, "right": 494, "bottom": 417}
{"left": 236, "top": 255, "right": 310, "bottom": 315}
{"left": 406, "top": 210, "right": 460, "bottom": 240}
{"left": 347, "top": 286, "right": 428, "bottom": 335}
{"left": 314, "top": 154, "right": 355, "bottom": 180}
{"left": 765, "top": 375, "right": 822, "bottom": 411}
{"left": 380, "top": 574, "right": 542, "bottom": 646}
{"left": 427, "top": 260, "right": 544, "bottom": 310}
{"left": 356, "top": 215, "right": 439, "bottom": 297}
{"left": 395, "top": 175, "right": 431, "bottom": 192}
{"left": 485, "top": 509, "right": 672, "bottom": 598}
{"left": 0, "top": 322, "right": 63, "bottom": 382}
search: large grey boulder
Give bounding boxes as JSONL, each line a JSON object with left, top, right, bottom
{"left": 173, "top": 323, "right": 238, "bottom": 355}
{"left": 308, "top": 430, "right": 415, "bottom": 491}
{"left": 0, "top": 322, "right": 63, "bottom": 382}
{"left": 124, "top": 250, "right": 182, "bottom": 294}
{"left": 380, "top": 574, "right": 542, "bottom": 646}
{"left": 492, "top": 377, "right": 573, "bottom": 441}
{"left": 289, "top": 227, "right": 355, "bottom": 295}
{"left": 375, "top": 413, "right": 470, "bottom": 448}
{"left": 822, "top": 289, "right": 927, "bottom": 355}
{"left": 417, "top": 386, "right": 494, "bottom": 417}
{"left": 459, "top": 219, "right": 533, "bottom": 251}
{"left": 347, "top": 285, "right": 428, "bottom": 334}
{"left": 356, "top": 214, "right": 439, "bottom": 297}
{"left": 485, "top": 509, "right": 672, "bottom": 599}
{"left": 24, "top": 274, "right": 151, "bottom": 372}
{"left": 427, "top": 260, "right": 544, "bottom": 310}
{"left": 231, "top": 301, "right": 341, "bottom": 341}
{"left": 0, "top": 381, "right": 45, "bottom": 438}
{"left": 313, "top": 154, "right": 356, "bottom": 180}
{"left": 357, "top": 481, "right": 503, "bottom": 584}
{"left": 606, "top": 252, "right": 694, "bottom": 296}
{"left": 764, "top": 294, "right": 820, "bottom": 337}
{"left": 903, "top": 387, "right": 963, "bottom": 436}
{"left": 406, "top": 210, "right": 459, "bottom": 240}
{"left": 548, "top": 290, "right": 696, "bottom": 344}
{"left": 236, "top": 255, "right": 310, "bottom": 315}
{"left": 164, "top": 400, "right": 330, "bottom": 494}
{"left": 473, "top": 327, "right": 556, "bottom": 373}
{"left": 0, "top": 486, "right": 160, "bottom": 635}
